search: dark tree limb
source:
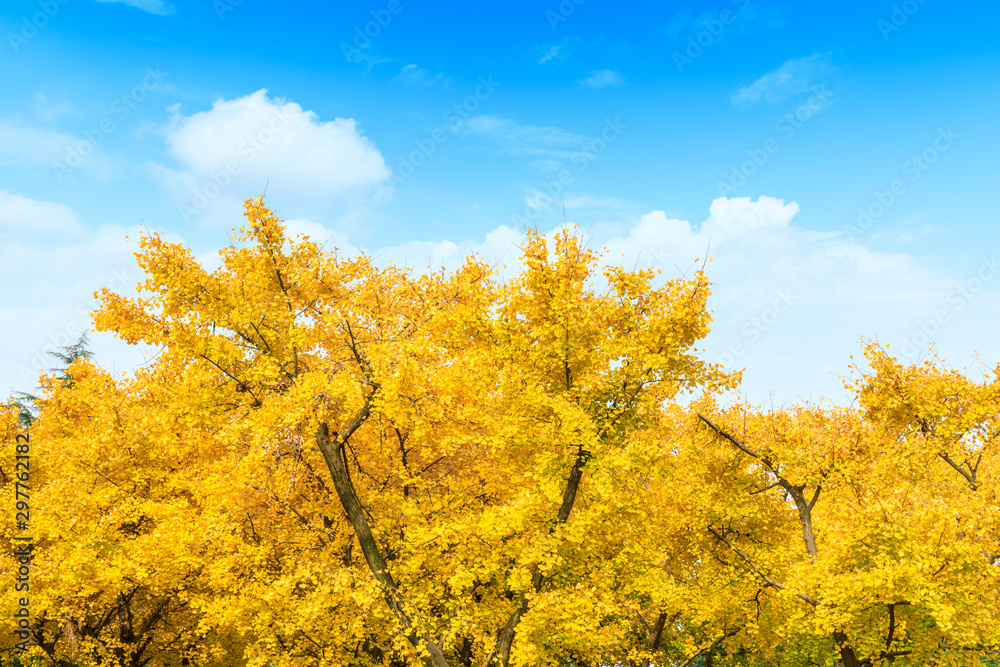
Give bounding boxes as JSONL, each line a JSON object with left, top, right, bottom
{"left": 698, "top": 412, "right": 820, "bottom": 558}
{"left": 485, "top": 446, "right": 590, "bottom": 667}
{"left": 317, "top": 416, "right": 449, "bottom": 667}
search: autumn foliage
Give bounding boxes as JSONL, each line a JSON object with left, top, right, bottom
{"left": 2, "top": 199, "right": 997, "bottom": 667}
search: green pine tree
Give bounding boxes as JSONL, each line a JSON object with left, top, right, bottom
{"left": 9, "top": 332, "right": 94, "bottom": 429}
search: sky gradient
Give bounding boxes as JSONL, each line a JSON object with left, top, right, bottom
{"left": 2, "top": 0, "right": 998, "bottom": 406}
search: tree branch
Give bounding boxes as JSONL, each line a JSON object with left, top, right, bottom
{"left": 486, "top": 446, "right": 590, "bottom": 667}
{"left": 938, "top": 452, "right": 978, "bottom": 489}
{"left": 316, "top": 415, "right": 449, "bottom": 667}
{"left": 707, "top": 527, "right": 819, "bottom": 607}
{"left": 699, "top": 412, "right": 820, "bottom": 558}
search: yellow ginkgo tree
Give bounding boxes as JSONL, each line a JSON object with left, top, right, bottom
{"left": 82, "top": 198, "right": 735, "bottom": 666}
{"left": 3, "top": 198, "right": 998, "bottom": 667}
{"left": 689, "top": 342, "right": 999, "bottom": 667}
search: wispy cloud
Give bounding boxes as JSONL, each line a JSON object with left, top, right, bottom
{"left": 520, "top": 191, "right": 638, "bottom": 220}
{"left": 579, "top": 69, "right": 624, "bottom": 90}
{"left": 731, "top": 53, "right": 835, "bottom": 107}
{"left": 538, "top": 37, "right": 577, "bottom": 64}
{"left": 455, "top": 115, "right": 591, "bottom": 160}
{"left": 95, "top": 0, "right": 175, "bottom": 16}
{"left": 562, "top": 194, "right": 636, "bottom": 210}
{"left": 393, "top": 64, "right": 447, "bottom": 87}
{"left": 33, "top": 90, "right": 74, "bottom": 123}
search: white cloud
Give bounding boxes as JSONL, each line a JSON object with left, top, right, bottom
{"left": 371, "top": 224, "right": 524, "bottom": 274}
{"left": 579, "top": 69, "right": 624, "bottom": 90}
{"left": 95, "top": 0, "right": 175, "bottom": 15}
{"left": 0, "top": 190, "right": 83, "bottom": 238}
{"left": 731, "top": 53, "right": 834, "bottom": 107}
{"left": 0, "top": 120, "right": 112, "bottom": 178}
{"left": 5, "top": 194, "right": 996, "bottom": 414}
{"left": 147, "top": 89, "right": 390, "bottom": 227}
{"left": 538, "top": 45, "right": 562, "bottom": 64}
{"left": 343, "top": 49, "right": 393, "bottom": 74}
{"left": 281, "top": 218, "right": 352, "bottom": 251}
{"left": 0, "top": 193, "right": 154, "bottom": 396}
{"left": 369, "top": 196, "right": 997, "bottom": 407}
{"left": 394, "top": 64, "right": 446, "bottom": 87}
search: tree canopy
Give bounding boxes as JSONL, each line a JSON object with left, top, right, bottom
{"left": 3, "top": 198, "right": 997, "bottom": 667}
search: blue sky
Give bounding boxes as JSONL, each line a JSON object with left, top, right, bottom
{"left": 2, "top": 0, "right": 998, "bottom": 405}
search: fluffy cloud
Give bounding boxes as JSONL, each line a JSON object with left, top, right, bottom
{"left": 598, "top": 196, "right": 997, "bottom": 406}
{"left": 365, "top": 196, "right": 997, "bottom": 406}
{"left": 148, "top": 89, "right": 390, "bottom": 228}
